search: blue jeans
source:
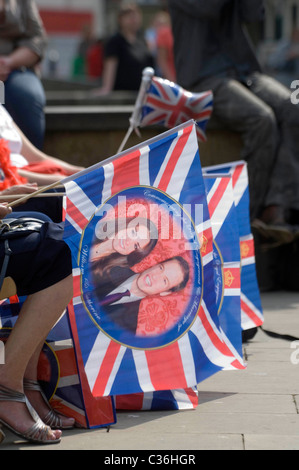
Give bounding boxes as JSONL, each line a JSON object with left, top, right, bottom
{"left": 4, "top": 69, "right": 46, "bottom": 150}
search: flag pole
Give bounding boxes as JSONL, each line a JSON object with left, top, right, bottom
{"left": 0, "top": 192, "right": 65, "bottom": 201}
{"left": 117, "top": 67, "right": 154, "bottom": 153}
{"left": 7, "top": 179, "right": 64, "bottom": 208}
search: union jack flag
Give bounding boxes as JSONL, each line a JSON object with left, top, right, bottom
{"left": 203, "top": 161, "right": 264, "bottom": 330}
{"left": 62, "top": 122, "right": 245, "bottom": 399}
{"left": 204, "top": 174, "right": 243, "bottom": 359}
{"left": 140, "top": 76, "right": 213, "bottom": 142}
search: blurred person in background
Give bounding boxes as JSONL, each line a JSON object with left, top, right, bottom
{"left": 0, "top": 0, "right": 48, "bottom": 150}
{"left": 93, "top": 2, "right": 154, "bottom": 95}
{"left": 146, "top": 9, "right": 175, "bottom": 81}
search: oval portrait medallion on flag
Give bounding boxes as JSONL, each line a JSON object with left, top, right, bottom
{"left": 79, "top": 186, "right": 203, "bottom": 350}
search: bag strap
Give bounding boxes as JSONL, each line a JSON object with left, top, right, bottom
{"left": 0, "top": 239, "right": 12, "bottom": 291}
{"left": 260, "top": 326, "right": 299, "bottom": 341}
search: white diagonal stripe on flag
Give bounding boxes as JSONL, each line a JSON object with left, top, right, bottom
{"left": 85, "top": 331, "right": 111, "bottom": 392}
{"left": 153, "top": 130, "right": 183, "bottom": 187}
{"left": 178, "top": 334, "right": 197, "bottom": 386}
{"left": 166, "top": 126, "right": 198, "bottom": 200}
{"left": 132, "top": 349, "right": 155, "bottom": 391}
{"left": 139, "top": 145, "right": 151, "bottom": 186}
{"left": 65, "top": 180, "right": 97, "bottom": 221}
{"left": 103, "top": 346, "right": 127, "bottom": 396}
{"left": 233, "top": 164, "right": 248, "bottom": 206}
{"left": 102, "top": 162, "right": 114, "bottom": 203}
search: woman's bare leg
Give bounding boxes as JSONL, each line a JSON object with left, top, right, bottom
{"left": 0, "top": 274, "right": 73, "bottom": 441}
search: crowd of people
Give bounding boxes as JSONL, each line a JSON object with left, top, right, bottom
{"left": 0, "top": 0, "right": 298, "bottom": 447}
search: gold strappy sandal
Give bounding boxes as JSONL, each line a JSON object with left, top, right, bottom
{"left": 24, "top": 379, "right": 75, "bottom": 430}
{"left": 0, "top": 384, "right": 61, "bottom": 445}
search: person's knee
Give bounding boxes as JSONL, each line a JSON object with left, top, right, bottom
{"left": 5, "top": 71, "right": 46, "bottom": 109}
{"left": 252, "top": 107, "right": 277, "bottom": 147}
{"left": 259, "top": 107, "right": 276, "bottom": 132}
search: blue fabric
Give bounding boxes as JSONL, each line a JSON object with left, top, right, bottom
{"left": 4, "top": 69, "right": 46, "bottom": 149}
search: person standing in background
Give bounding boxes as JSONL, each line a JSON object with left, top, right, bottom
{"left": 155, "top": 10, "right": 176, "bottom": 81}
{"left": 93, "top": 2, "right": 154, "bottom": 95}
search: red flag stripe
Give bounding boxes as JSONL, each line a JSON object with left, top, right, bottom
{"left": 92, "top": 341, "right": 122, "bottom": 396}
{"left": 240, "top": 238, "right": 255, "bottom": 260}
{"left": 186, "top": 388, "right": 199, "bottom": 407}
{"left": 208, "top": 177, "right": 231, "bottom": 217}
{"left": 111, "top": 149, "right": 141, "bottom": 194}
{"left": 241, "top": 299, "right": 263, "bottom": 326}
{"left": 232, "top": 164, "right": 244, "bottom": 188}
{"left": 55, "top": 348, "right": 78, "bottom": 378}
{"left": 223, "top": 267, "right": 241, "bottom": 289}
{"left": 66, "top": 302, "right": 116, "bottom": 427}
{"left": 66, "top": 198, "right": 89, "bottom": 230}
{"left": 146, "top": 342, "right": 188, "bottom": 390}
{"left": 168, "top": 94, "right": 189, "bottom": 128}
{"left": 157, "top": 125, "right": 193, "bottom": 193}
{"left": 115, "top": 393, "right": 145, "bottom": 410}
{"left": 198, "top": 305, "right": 243, "bottom": 364}
{"left": 231, "top": 359, "right": 246, "bottom": 370}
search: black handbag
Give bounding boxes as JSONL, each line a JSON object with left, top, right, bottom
{"left": 0, "top": 217, "right": 45, "bottom": 291}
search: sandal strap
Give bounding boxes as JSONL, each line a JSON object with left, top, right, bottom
{"left": 0, "top": 383, "right": 40, "bottom": 422}
{"left": 23, "top": 378, "right": 63, "bottom": 429}
{"left": 0, "top": 384, "right": 26, "bottom": 404}
{"left": 24, "top": 420, "right": 52, "bottom": 443}
{"left": 23, "top": 378, "right": 42, "bottom": 392}
{"left": 0, "top": 383, "right": 58, "bottom": 444}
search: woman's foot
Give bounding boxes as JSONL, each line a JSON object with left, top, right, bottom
{"left": 0, "top": 384, "right": 61, "bottom": 444}
{"left": 24, "top": 379, "right": 75, "bottom": 430}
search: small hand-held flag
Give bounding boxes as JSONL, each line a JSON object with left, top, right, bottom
{"left": 118, "top": 68, "right": 213, "bottom": 152}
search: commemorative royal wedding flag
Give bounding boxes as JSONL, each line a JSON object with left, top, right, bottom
{"left": 62, "top": 121, "right": 245, "bottom": 399}
{"left": 203, "top": 161, "right": 264, "bottom": 330}
{"left": 116, "top": 171, "right": 245, "bottom": 410}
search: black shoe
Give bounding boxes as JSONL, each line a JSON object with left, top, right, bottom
{"left": 242, "top": 327, "right": 258, "bottom": 343}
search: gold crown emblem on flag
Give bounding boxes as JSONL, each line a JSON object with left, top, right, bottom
{"left": 240, "top": 241, "right": 250, "bottom": 259}
{"left": 224, "top": 270, "right": 234, "bottom": 288}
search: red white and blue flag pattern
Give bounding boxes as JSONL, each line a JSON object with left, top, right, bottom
{"left": 203, "top": 161, "right": 264, "bottom": 330}
{"left": 140, "top": 76, "right": 213, "bottom": 142}
{"left": 62, "top": 121, "right": 245, "bottom": 399}
{"left": 204, "top": 174, "right": 243, "bottom": 358}
{"left": 115, "top": 387, "right": 199, "bottom": 411}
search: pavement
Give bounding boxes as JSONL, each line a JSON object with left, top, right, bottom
{"left": 1, "top": 290, "right": 299, "bottom": 451}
